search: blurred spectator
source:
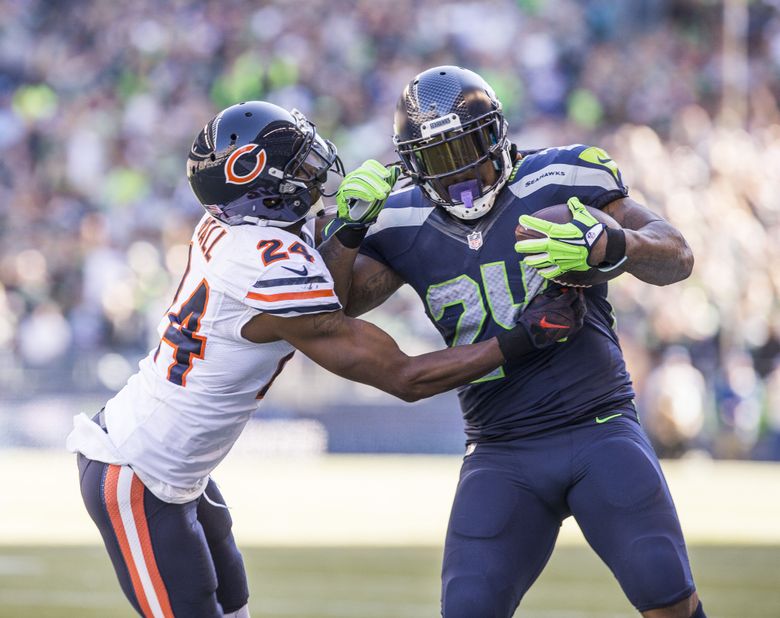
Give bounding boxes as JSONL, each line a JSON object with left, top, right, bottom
{"left": 0, "top": 0, "right": 778, "bottom": 457}
{"left": 642, "top": 346, "right": 707, "bottom": 458}
{"left": 713, "top": 350, "right": 765, "bottom": 458}
{"left": 758, "top": 356, "right": 780, "bottom": 460}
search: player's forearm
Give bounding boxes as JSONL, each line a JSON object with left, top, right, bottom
{"left": 390, "top": 340, "right": 505, "bottom": 402}
{"left": 318, "top": 235, "right": 359, "bottom": 306}
{"left": 298, "top": 315, "right": 506, "bottom": 402}
{"left": 623, "top": 220, "right": 694, "bottom": 285}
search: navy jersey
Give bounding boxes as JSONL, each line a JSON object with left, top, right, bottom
{"left": 360, "top": 144, "right": 636, "bottom": 442}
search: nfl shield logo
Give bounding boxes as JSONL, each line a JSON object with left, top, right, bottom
{"left": 467, "top": 231, "right": 483, "bottom": 250}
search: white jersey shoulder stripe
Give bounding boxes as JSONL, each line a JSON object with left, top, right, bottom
{"left": 367, "top": 202, "right": 435, "bottom": 238}
{"left": 535, "top": 143, "right": 586, "bottom": 155}
{"left": 244, "top": 285, "right": 341, "bottom": 316}
{"left": 509, "top": 163, "right": 617, "bottom": 200}
{"left": 250, "top": 274, "right": 329, "bottom": 289}
{"left": 260, "top": 302, "right": 341, "bottom": 316}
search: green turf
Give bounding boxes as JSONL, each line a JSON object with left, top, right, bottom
{"left": 0, "top": 545, "right": 777, "bottom": 617}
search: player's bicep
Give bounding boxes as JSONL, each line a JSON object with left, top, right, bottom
{"left": 602, "top": 196, "right": 693, "bottom": 284}
{"left": 346, "top": 254, "right": 404, "bottom": 317}
{"left": 602, "top": 197, "right": 665, "bottom": 231}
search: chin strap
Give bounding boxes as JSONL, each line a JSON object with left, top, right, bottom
{"left": 239, "top": 198, "right": 324, "bottom": 228}
{"left": 242, "top": 215, "right": 306, "bottom": 228}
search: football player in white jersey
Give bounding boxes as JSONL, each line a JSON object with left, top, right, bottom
{"left": 66, "top": 101, "right": 585, "bottom": 618}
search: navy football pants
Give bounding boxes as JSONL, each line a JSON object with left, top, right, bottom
{"left": 77, "top": 454, "right": 248, "bottom": 617}
{"left": 441, "top": 414, "right": 696, "bottom": 617}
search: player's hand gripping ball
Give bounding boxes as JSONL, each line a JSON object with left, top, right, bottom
{"left": 514, "top": 197, "right": 626, "bottom": 287}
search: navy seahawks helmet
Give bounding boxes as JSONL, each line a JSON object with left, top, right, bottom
{"left": 394, "top": 66, "right": 512, "bottom": 220}
{"left": 187, "top": 101, "right": 343, "bottom": 227}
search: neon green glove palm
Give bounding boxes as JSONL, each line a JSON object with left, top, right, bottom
{"left": 336, "top": 159, "right": 400, "bottom": 227}
{"left": 514, "top": 197, "right": 606, "bottom": 279}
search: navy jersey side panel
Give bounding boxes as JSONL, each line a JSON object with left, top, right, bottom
{"left": 360, "top": 145, "right": 635, "bottom": 442}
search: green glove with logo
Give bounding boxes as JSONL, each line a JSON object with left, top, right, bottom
{"left": 324, "top": 160, "right": 399, "bottom": 248}
{"left": 514, "top": 197, "right": 609, "bottom": 279}
{"left": 336, "top": 159, "right": 400, "bottom": 227}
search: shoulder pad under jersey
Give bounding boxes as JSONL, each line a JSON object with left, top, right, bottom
{"left": 361, "top": 184, "right": 435, "bottom": 265}
{"left": 211, "top": 224, "right": 341, "bottom": 316}
{"left": 507, "top": 144, "right": 628, "bottom": 210}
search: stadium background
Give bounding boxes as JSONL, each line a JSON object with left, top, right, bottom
{"left": 0, "top": 0, "right": 779, "bottom": 616}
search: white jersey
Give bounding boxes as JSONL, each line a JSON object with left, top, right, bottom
{"left": 66, "top": 214, "right": 340, "bottom": 503}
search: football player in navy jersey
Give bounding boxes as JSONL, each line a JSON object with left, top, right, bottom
{"left": 67, "top": 100, "right": 583, "bottom": 618}
{"left": 319, "top": 66, "right": 705, "bottom": 618}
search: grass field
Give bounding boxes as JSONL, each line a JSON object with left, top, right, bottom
{"left": 0, "top": 544, "right": 779, "bottom": 617}
{"left": 2, "top": 449, "right": 780, "bottom": 617}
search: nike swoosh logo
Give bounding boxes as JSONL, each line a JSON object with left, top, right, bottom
{"left": 282, "top": 264, "right": 308, "bottom": 276}
{"left": 595, "top": 413, "right": 623, "bottom": 424}
{"left": 539, "top": 316, "right": 568, "bottom": 329}
{"left": 597, "top": 156, "right": 613, "bottom": 164}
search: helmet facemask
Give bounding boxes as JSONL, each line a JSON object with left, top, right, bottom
{"left": 396, "top": 109, "right": 511, "bottom": 220}
{"left": 393, "top": 65, "right": 514, "bottom": 221}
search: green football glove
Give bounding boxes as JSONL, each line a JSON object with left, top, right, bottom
{"left": 514, "top": 197, "right": 606, "bottom": 279}
{"left": 336, "top": 159, "right": 400, "bottom": 227}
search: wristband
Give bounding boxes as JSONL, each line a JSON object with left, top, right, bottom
{"left": 323, "top": 217, "right": 369, "bottom": 249}
{"left": 495, "top": 323, "right": 534, "bottom": 363}
{"left": 598, "top": 227, "right": 627, "bottom": 272}
{"left": 335, "top": 224, "right": 368, "bottom": 249}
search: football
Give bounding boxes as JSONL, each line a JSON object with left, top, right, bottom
{"left": 515, "top": 203, "right": 625, "bottom": 287}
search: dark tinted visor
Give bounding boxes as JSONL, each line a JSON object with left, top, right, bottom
{"left": 414, "top": 120, "right": 502, "bottom": 205}
{"left": 395, "top": 109, "right": 506, "bottom": 206}
{"left": 417, "top": 127, "right": 486, "bottom": 176}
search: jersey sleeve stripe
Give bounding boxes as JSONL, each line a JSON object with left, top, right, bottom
{"left": 245, "top": 288, "right": 336, "bottom": 303}
{"left": 260, "top": 302, "right": 342, "bottom": 315}
{"left": 251, "top": 275, "right": 328, "bottom": 289}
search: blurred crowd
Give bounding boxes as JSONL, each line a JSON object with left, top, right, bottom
{"left": 1, "top": 0, "right": 779, "bottom": 458}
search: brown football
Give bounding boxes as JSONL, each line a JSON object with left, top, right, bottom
{"left": 515, "top": 203, "right": 625, "bottom": 287}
